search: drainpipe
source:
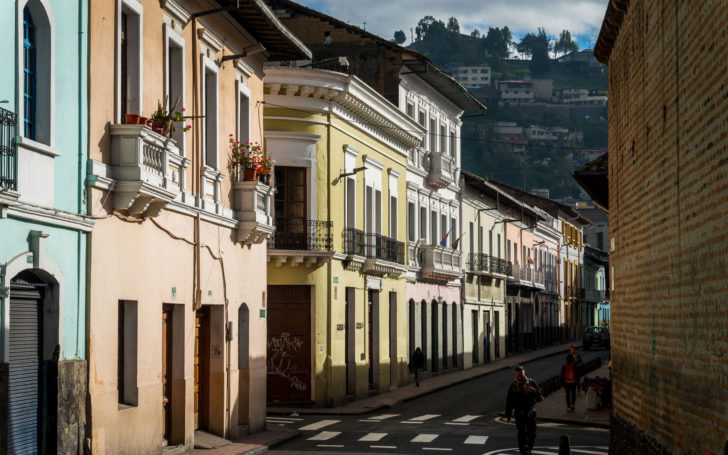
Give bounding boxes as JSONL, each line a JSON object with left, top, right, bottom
{"left": 77, "top": 0, "right": 86, "bottom": 360}
{"left": 192, "top": 19, "right": 202, "bottom": 311}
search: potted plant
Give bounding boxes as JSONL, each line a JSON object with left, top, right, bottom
{"left": 230, "top": 135, "right": 272, "bottom": 181}
{"left": 258, "top": 155, "right": 274, "bottom": 185}
{"left": 149, "top": 96, "right": 192, "bottom": 138}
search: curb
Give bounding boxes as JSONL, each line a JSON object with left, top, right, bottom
{"left": 265, "top": 429, "right": 301, "bottom": 451}
{"left": 538, "top": 416, "right": 610, "bottom": 429}
{"left": 268, "top": 345, "right": 580, "bottom": 417}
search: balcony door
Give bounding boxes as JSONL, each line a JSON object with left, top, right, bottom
{"left": 274, "top": 166, "right": 307, "bottom": 249}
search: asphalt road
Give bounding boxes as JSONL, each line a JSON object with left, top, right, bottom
{"left": 269, "top": 348, "right": 610, "bottom": 454}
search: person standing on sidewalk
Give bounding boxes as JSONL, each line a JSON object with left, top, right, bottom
{"left": 569, "top": 346, "right": 584, "bottom": 375}
{"left": 409, "top": 347, "right": 425, "bottom": 387}
{"left": 505, "top": 365, "right": 543, "bottom": 455}
{"left": 561, "top": 354, "right": 580, "bottom": 411}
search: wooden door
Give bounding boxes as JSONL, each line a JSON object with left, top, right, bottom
{"left": 484, "top": 311, "right": 491, "bottom": 363}
{"left": 267, "top": 286, "right": 311, "bottom": 403}
{"left": 162, "top": 306, "right": 173, "bottom": 441}
{"left": 194, "top": 308, "right": 210, "bottom": 430}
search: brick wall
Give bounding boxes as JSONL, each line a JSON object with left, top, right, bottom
{"left": 601, "top": 1, "right": 728, "bottom": 453}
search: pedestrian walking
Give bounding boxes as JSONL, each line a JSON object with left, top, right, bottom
{"left": 505, "top": 365, "right": 543, "bottom": 455}
{"left": 561, "top": 354, "right": 580, "bottom": 411}
{"left": 409, "top": 347, "right": 425, "bottom": 387}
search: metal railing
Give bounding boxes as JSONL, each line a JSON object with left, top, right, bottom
{"left": 585, "top": 289, "right": 605, "bottom": 302}
{"left": 269, "top": 219, "right": 333, "bottom": 251}
{"left": 344, "top": 228, "right": 405, "bottom": 264}
{"left": 0, "top": 107, "right": 18, "bottom": 191}
{"left": 466, "top": 253, "right": 511, "bottom": 275}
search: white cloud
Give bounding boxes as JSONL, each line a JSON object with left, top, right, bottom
{"left": 297, "top": 0, "right": 608, "bottom": 47}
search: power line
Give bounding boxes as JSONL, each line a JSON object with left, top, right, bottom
{"left": 262, "top": 101, "right": 588, "bottom": 151}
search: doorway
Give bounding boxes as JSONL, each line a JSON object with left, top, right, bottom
{"left": 367, "top": 290, "right": 380, "bottom": 390}
{"left": 194, "top": 307, "right": 211, "bottom": 430}
{"left": 8, "top": 271, "right": 57, "bottom": 454}
{"left": 430, "top": 300, "right": 439, "bottom": 373}
{"left": 495, "top": 311, "right": 501, "bottom": 358}
{"left": 471, "top": 309, "right": 479, "bottom": 364}
{"left": 441, "top": 304, "right": 448, "bottom": 370}
{"left": 162, "top": 305, "right": 174, "bottom": 441}
{"left": 267, "top": 286, "right": 311, "bottom": 403}
{"left": 484, "top": 311, "right": 491, "bottom": 363}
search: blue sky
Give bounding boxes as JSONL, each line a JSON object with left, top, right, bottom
{"left": 296, "top": 0, "right": 608, "bottom": 53}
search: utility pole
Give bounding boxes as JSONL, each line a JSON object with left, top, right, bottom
{"left": 410, "top": 27, "right": 414, "bottom": 43}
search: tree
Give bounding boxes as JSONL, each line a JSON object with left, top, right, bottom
{"left": 554, "top": 29, "right": 579, "bottom": 56}
{"left": 393, "top": 30, "right": 406, "bottom": 44}
{"left": 446, "top": 16, "right": 460, "bottom": 35}
{"left": 415, "top": 15, "right": 435, "bottom": 41}
{"left": 529, "top": 44, "right": 551, "bottom": 76}
{"left": 484, "top": 27, "right": 508, "bottom": 59}
{"left": 471, "top": 28, "right": 481, "bottom": 39}
{"left": 518, "top": 27, "right": 551, "bottom": 58}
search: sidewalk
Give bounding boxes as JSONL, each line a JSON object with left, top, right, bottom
{"left": 187, "top": 425, "right": 299, "bottom": 455}
{"left": 268, "top": 341, "right": 579, "bottom": 416}
{"left": 536, "top": 363, "right": 611, "bottom": 428}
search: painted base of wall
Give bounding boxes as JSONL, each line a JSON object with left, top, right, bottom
{"left": 609, "top": 412, "right": 670, "bottom": 455}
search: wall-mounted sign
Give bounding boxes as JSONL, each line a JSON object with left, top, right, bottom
{"left": 356, "top": 322, "right": 363, "bottom": 329}
{"left": 333, "top": 276, "right": 339, "bottom": 284}
{"left": 336, "top": 324, "right": 344, "bottom": 331}
{"left": 260, "top": 309, "right": 266, "bottom": 318}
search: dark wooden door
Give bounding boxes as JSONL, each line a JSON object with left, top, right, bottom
{"left": 471, "top": 310, "right": 478, "bottom": 364}
{"left": 194, "top": 308, "right": 210, "bottom": 430}
{"left": 484, "top": 311, "right": 491, "bottom": 363}
{"left": 162, "top": 306, "right": 173, "bottom": 440}
{"left": 267, "top": 286, "right": 311, "bottom": 403}
{"left": 274, "top": 167, "right": 307, "bottom": 248}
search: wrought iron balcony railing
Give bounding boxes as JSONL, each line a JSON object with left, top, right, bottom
{"left": 0, "top": 107, "right": 18, "bottom": 191}
{"left": 344, "top": 228, "right": 405, "bottom": 264}
{"left": 269, "top": 219, "right": 333, "bottom": 251}
{"left": 466, "top": 253, "right": 511, "bottom": 275}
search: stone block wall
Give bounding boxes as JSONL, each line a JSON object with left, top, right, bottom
{"left": 598, "top": 1, "right": 728, "bottom": 453}
{"left": 57, "top": 360, "right": 86, "bottom": 455}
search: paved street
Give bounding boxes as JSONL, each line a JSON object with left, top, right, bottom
{"left": 268, "top": 349, "right": 610, "bottom": 454}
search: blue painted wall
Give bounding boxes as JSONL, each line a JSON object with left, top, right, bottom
{"left": 0, "top": 0, "right": 89, "bottom": 362}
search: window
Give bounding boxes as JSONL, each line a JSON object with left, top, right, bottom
{"left": 346, "top": 178, "right": 356, "bottom": 229}
{"left": 418, "top": 112, "right": 426, "bottom": 147}
{"left": 407, "top": 202, "right": 415, "bottom": 241}
{"left": 203, "top": 61, "right": 218, "bottom": 168}
{"left": 118, "top": 0, "right": 142, "bottom": 122}
{"left": 514, "top": 243, "right": 518, "bottom": 265}
{"left": 274, "top": 167, "right": 307, "bottom": 234}
{"left": 451, "top": 218, "right": 457, "bottom": 248}
{"left": 406, "top": 102, "right": 414, "bottom": 118}
{"left": 430, "top": 210, "right": 438, "bottom": 244}
{"left": 497, "top": 234, "right": 501, "bottom": 258}
{"left": 429, "top": 118, "right": 437, "bottom": 153}
{"left": 23, "top": 6, "right": 36, "bottom": 139}
{"left": 507, "top": 239, "right": 511, "bottom": 261}
{"left": 365, "top": 186, "right": 373, "bottom": 233}
{"left": 489, "top": 230, "right": 493, "bottom": 256}
{"left": 469, "top": 222, "right": 474, "bottom": 257}
{"left": 441, "top": 214, "right": 447, "bottom": 240}
{"left": 375, "top": 190, "right": 382, "bottom": 234}
{"left": 118, "top": 300, "right": 138, "bottom": 406}
{"left": 237, "top": 84, "right": 250, "bottom": 150}
{"left": 597, "top": 232, "right": 604, "bottom": 250}
{"left": 166, "top": 24, "right": 185, "bottom": 152}
{"left": 478, "top": 226, "right": 483, "bottom": 254}
{"left": 390, "top": 196, "right": 397, "bottom": 239}
{"left": 419, "top": 206, "right": 427, "bottom": 240}
{"left": 450, "top": 130, "right": 456, "bottom": 158}
{"left": 440, "top": 124, "right": 447, "bottom": 155}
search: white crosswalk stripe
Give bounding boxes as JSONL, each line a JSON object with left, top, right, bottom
{"left": 299, "top": 419, "right": 341, "bottom": 431}
{"left": 358, "top": 432, "right": 388, "bottom": 442}
{"left": 402, "top": 413, "right": 440, "bottom": 423}
{"left": 359, "top": 413, "right": 400, "bottom": 422}
{"left": 411, "top": 433, "right": 439, "bottom": 443}
{"left": 571, "top": 450, "right": 609, "bottom": 454}
{"left": 307, "top": 431, "right": 341, "bottom": 441}
{"left": 452, "top": 414, "right": 482, "bottom": 423}
{"left": 464, "top": 435, "right": 489, "bottom": 445}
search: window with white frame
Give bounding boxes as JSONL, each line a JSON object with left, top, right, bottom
{"left": 430, "top": 210, "right": 438, "bottom": 244}
{"left": 440, "top": 124, "right": 447, "bottom": 155}
{"left": 375, "top": 189, "right": 382, "bottom": 235}
{"left": 419, "top": 206, "right": 427, "bottom": 240}
{"left": 451, "top": 218, "right": 457, "bottom": 248}
{"left": 440, "top": 214, "right": 447, "bottom": 241}
{"left": 390, "top": 196, "right": 397, "bottom": 239}
{"left": 165, "top": 23, "right": 184, "bottom": 152}
{"left": 118, "top": 0, "right": 142, "bottom": 122}
{"left": 366, "top": 186, "right": 373, "bottom": 233}
{"left": 429, "top": 118, "right": 437, "bottom": 153}
{"left": 237, "top": 79, "right": 250, "bottom": 147}
{"left": 418, "top": 111, "right": 426, "bottom": 148}
{"left": 346, "top": 178, "right": 356, "bottom": 229}
{"left": 406, "top": 102, "right": 414, "bottom": 118}
{"left": 202, "top": 59, "right": 218, "bottom": 168}
{"left": 450, "top": 130, "right": 456, "bottom": 158}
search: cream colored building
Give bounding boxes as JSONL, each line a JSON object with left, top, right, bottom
{"left": 85, "top": 0, "right": 309, "bottom": 451}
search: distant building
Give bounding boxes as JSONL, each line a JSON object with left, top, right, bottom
{"left": 555, "top": 49, "right": 604, "bottom": 74}
{"left": 565, "top": 96, "right": 607, "bottom": 106}
{"left": 493, "top": 122, "right": 526, "bottom": 153}
{"left": 525, "top": 125, "right": 569, "bottom": 142}
{"left": 498, "top": 80, "right": 535, "bottom": 104}
{"left": 531, "top": 79, "right": 554, "bottom": 102}
{"left": 448, "top": 64, "right": 492, "bottom": 88}
{"left": 559, "top": 88, "right": 590, "bottom": 101}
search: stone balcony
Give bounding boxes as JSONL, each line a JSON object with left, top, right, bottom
{"left": 233, "top": 179, "right": 275, "bottom": 245}
{"left": 344, "top": 228, "right": 407, "bottom": 278}
{"left": 109, "top": 124, "right": 190, "bottom": 217}
{"left": 418, "top": 245, "right": 463, "bottom": 283}
{"left": 267, "top": 219, "right": 335, "bottom": 267}
{"left": 426, "top": 151, "right": 455, "bottom": 189}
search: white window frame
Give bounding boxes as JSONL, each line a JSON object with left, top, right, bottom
{"left": 116, "top": 0, "right": 143, "bottom": 123}
{"left": 236, "top": 77, "right": 251, "bottom": 147}
{"left": 201, "top": 54, "right": 219, "bottom": 169}
{"left": 164, "top": 22, "right": 185, "bottom": 153}
{"left": 16, "top": 0, "right": 55, "bottom": 147}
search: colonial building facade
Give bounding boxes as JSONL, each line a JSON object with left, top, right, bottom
{"left": 263, "top": 67, "right": 422, "bottom": 406}
{"left": 85, "top": 0, "right": 308, "bottom": 451}
{"left": 0, "top": 0, "right": 94, "bottom": 452}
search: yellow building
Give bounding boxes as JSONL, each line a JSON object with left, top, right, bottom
{"left": 263, "top": 67, "right": 424, "bottom": 406}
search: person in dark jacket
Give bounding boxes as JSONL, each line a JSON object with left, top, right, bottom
{"left": 560, "top": 354, "right": 580, "bottom": 411}
{"left": 409, "top": 347, "right": 426, "bottom": 387}
{"left": 569, "top": 346, "right": 584, "bottom": 374}
{"left": 505, "top": 365, "right": 543, "bottom": 455}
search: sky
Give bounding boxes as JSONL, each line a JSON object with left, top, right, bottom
{"left": 297, "top": 0, "right": 609, "bottom": 52}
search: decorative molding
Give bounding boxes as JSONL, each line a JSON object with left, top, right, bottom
{"left": 387, "top": 168, "right": 401, "bottom": 178}
{"left": 362, "top": 154, "right": 385, "bottom": 171}
{"left": 236, "top": 58, "right": 255, "bottom": 78}
{"left": 197, "top": 27, "right": 223, "bottom": 53}
{"left": 160, "top": 0, "right": 191, "bottom": 25}
{"left": 7, "top": 202, "right": 94, "bottom": 232}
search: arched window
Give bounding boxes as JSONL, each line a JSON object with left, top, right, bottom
{"left": 18, "top": 0, "right": 53, "bottom": 145}
{"left": 238, "top": 303, "right": 249, "bottom": 369}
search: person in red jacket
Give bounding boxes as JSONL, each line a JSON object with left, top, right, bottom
{"left": 561, "top": 354, "right": 580, "bottom": 411}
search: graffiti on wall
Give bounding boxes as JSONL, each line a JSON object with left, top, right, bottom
{"left": 267, "top": 333, "right": 307, "bottom": 391}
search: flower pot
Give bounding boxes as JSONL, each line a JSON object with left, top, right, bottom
{"left": 138, "top": 116, "right": 148, "bottom": 125}
{"left": 125, "top": 114, "right": 141, "bottom": 125}
{"left": 151, "top": 119, "right": 173, "bottom": 137}
{"left": 152, "top": 125, "right": 165, "bottom": 135}
{"left": 242, "top": 167, "right": 258, "bottom": 181}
